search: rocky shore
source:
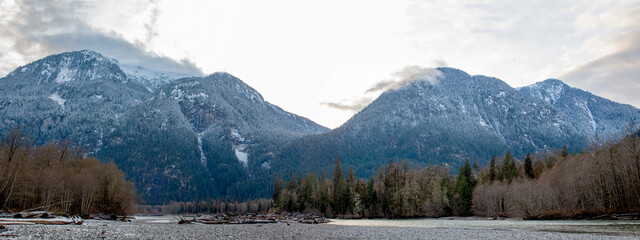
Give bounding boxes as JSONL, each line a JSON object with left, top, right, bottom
{"left": 178, "top": 213, "right": 329, "bottom": 224}
{"left": 1, "top": 216, "right": 639, "bottom": 239}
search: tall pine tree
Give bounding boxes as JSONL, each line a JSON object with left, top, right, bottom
{"left": 273, "top": 177, "right": 284, "bottom": 202}
{"left": 454, "top": 160, "right": 476, "bottom": 216}
{"left": 489, "top": 155, "right": 496, "bottom": 182}
{"left": 524, "top": 153, "right": 534, "bottom": 179}
{"left": 332, "top": 155, "right": 348, "bottom": 215}
{"left": 501, "top": 151, "right": 518, "bottom": 183}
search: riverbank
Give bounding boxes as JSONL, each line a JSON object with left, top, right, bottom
{"left": 2, "top": 216, "right": 640, "bottom": 239}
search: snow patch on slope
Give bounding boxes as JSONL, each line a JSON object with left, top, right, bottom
{"left": 48, "top": 93, "right": 65, "bottom": 109}
{"left": 261, "top": 161, "right": 271, "bottom": 169}
{"left": 197, "top": 132, "right": 207, "bottom": 168}
{"left": 576, "top": 101, "right": 597, "bottom": 132}
{"left": 230, "top": 128, "right": 249, "bottom": 166}
{"left": 478, "top": 118, "right": 489, "bottom": 127}
{"left": 55, "top": 60, "right": 75, "bottom": 83}
{"left": 235, "top": 146, "right": 249, "bottom": 166}
{"left": 230, "top": 128, "right": 245, "bottom": 142}
{"left": 120, "top": 64, "right": 193, "bottom": 90}
{"left": 523, "top": 80, "right": 565, "bottom": 105}
{"left": 544, "top": 84, "right": 564, "bottom": 104}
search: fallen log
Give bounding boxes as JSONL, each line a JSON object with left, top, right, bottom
{"left": 253, "top": 219, "right": 277, "bottom": 224}
{"left": 0, "top": 218, "right": 79, "bottom": 225}
{"left": 0, "top": 222, "right": 36, "bottom": 225}
{"left": 196, "top": 220, "right": 229, "bottom": 224}
{"left": 13, "top": 211, "right": 53, "bottom": 219}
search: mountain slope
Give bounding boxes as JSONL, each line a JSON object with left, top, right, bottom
{"left": 274, "top": 68, "right": 640, "bottom": 177}
{"left": 99, "top": 73, "right": 328, "bottom": 202}
{"left": 0, "top": 50, "right": 328, "bottom": 204}
{"left": 518, "top": 79, "right": 640, "bottom": 141}
{"left": 0, "top": 50, "right": 151, "bottom": 149}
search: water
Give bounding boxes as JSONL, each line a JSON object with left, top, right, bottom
{"left": 329, "top": 218, "right": 640, "bottom": 235}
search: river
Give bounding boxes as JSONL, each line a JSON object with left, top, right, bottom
{"left": 330, "top": 217, "right": 640, "bottom": 235}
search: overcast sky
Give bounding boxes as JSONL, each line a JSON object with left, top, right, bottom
{"left": 1, "top": 0, "right": 639, "bottom": 129}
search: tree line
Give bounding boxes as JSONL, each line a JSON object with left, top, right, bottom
{"left": 273, "top": 155, "right": 472, "bottom": 218}
{"left": 273, "top": 131, "right": 640, "bottom": 219}
{"left": 474, "top": 132, "right": 640, "bottom": 219}
{"left": 141, "top": 198, "right": 274, "bottom": 215}
{"left": 0, "top": 128, "right": 136, "bottom": 215}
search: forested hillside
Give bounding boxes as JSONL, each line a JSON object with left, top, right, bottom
{"left": 0, "top": 50, "right": 328, "bottom": 204}
{"left": 273, "top": 68, "right": 640, "bottom": 182}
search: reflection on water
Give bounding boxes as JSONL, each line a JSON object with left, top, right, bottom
{"left": 329, "top": 218, "right": 640, "bottom": 235}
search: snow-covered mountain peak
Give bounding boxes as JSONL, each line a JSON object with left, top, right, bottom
{"left": 436, "top": 67, "right": 470, "bottom": 77}
{"left": 208, "top": 72, "right": 235, "bottom": 78}
{"left": 540, "top": 78, "right": 567, "bottom": 86}
{"left": 120, "top": 64, "right": 194, "bottom": 91}
{"left": 75, "top": 49, "right": 116, "bottom": 61}
{"left": 0, "top": 50, "right": 330, "bottom": 203}
{"left": 204, "top": 72, "right": 265, "bottom": 103}
{"left": 519, "top": 78, "right": 568, "bottom": 105}
{"left": 3, "top": 50, "right": 126, "bottom": 86}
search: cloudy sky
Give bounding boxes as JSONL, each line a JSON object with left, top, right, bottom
{"left": 1, "top": 0, "right": 639, "bottom": 129}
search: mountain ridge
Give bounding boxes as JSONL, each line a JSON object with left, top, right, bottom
{"left": 2, "top": 51, "right": 639, "bottom": 203}
{"left": 272, "top": 67, "right": 640, "bottom": 178}
{"left": 0, "top": 50, "right": 328, "bottom": 203}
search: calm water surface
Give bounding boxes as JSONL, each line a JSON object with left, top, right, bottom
{"left": 329, "top": 218, "right": 640, "bottom": 235}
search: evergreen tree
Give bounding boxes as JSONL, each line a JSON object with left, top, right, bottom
{"left": 364, "top": 178, "right": 376, "bottom": 216}
{"left": 524, "top": 153, "right": 534, "bottom": 179}
{"left": 473, "top": 159, "right": 479, "bottom": 171}
{"left": 273, "top": 177, "right": 284, "bottom": 202}
{"left": 453, "top": 160, "right": 476, "bottom": 216}
{"left": 300, "top": 173, "right": 318, "bottom": 210}
{"left": 489, "top": 155, "right": 496, "bottom": 182}
{"left": 332, "top": 155, "right": 348, "bottom": 215}
{"left": 501, "top": 151, "right": 517, "bottom": 183}
{"left": 318, "top": 173, "right": 330, "bottom": 215}
{"left": 346, "top": 167, "right": 356, "bottom": 214}
{"left": 441, "top": 176, "right": 453, "bottom": 216}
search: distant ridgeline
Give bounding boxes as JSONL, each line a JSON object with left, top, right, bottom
{"left": 0, "top": 50, "right": 639, "bottom": 204}
{"left": 273, "top": 67, "right": 640, "bottom": 179}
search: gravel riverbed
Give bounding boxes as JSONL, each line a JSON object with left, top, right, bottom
{"left": 2, "top": 216, "right": 639, "bottom": 239}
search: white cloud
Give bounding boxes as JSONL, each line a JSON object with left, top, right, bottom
{"left": 1, "top": 0, "right": 639, "bottom": 128}
{"left": 0, "top": 0, "right": 202, "bottom": 76}
{"left": 366, "top": 66, "right": 442, "bottom": 93}
{"left": 561, "top": 30, "right": 640, "bottom": 107}
{"left": 323, "top": 65, "right": 442, "bottom": 113}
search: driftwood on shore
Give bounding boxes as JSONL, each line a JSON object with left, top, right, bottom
{"left": 13, "top": 211, "right": 49, "bottom": 219}
{"left": 0, "top": 217, "right": 83, "bottom": 225}
{"left": 88, "top": 214, "right": 134, "bottom": 222}
{"left": 178, "top": 213, "right": 329, "bottom": 225}
{"left": 0, "top": 211, "right": 84, "bottom": 225}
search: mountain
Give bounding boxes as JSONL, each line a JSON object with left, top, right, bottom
{"left": 3, "top": 51, "right": 639, "bottom": 203}
{"left": 0, "top": 50, "right": 151, "bottom": 149}
{"left": 0, "top": 50, "right": 328, "bottom": 204}
{"left": 273, "top": 68, "right": 640, "bottom": 177}
{"left": 517, "top": 79, "right": 640, "bottom": 141}
{"left": 98, "top": 73, "right": 328, "bottom": 202}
